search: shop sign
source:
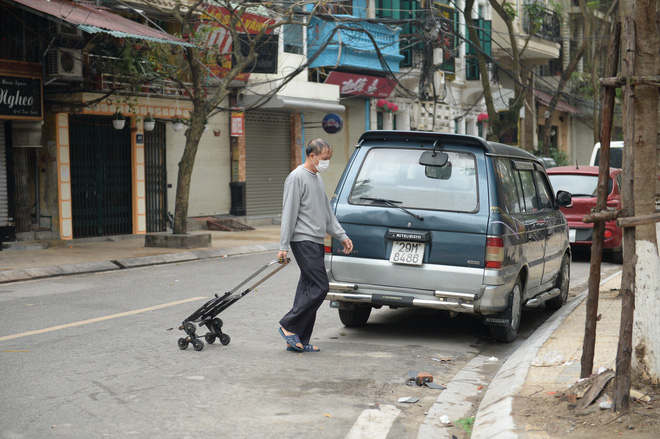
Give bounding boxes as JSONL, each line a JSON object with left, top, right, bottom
{"left": 231, "top": 110, "right": 245, "bottom": 136}
{"left": 325, "top": 72, "right": 396, "bottom": 98}
{"left": 435, "top": 4, "right": 456, "bottom": 81}
{"left": 322, "top": 113, "right": 343, "bottom": 134}
{"left": 0, "top": 75, "right": 43, "bottom": 120}
{"left": 197, "top": 5, "right": 274, "bottom": 80}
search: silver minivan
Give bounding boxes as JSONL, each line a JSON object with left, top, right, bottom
{"left": 324, "top": 131, "right": 573, "bottom": 341}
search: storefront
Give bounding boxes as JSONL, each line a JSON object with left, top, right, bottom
{"left": 0, "top": 65, "right": 44, "bottom": 241}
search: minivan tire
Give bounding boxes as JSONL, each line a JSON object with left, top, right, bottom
{"left": 489, "top": 278, "right": 523, "bottom": 343}
{"left": 547, "top": 254, "right": 570, "bottom": 311}
{"left": 339, "top": 304, "right": 372, "bottom": 327}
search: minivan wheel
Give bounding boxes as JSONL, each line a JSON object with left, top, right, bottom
{"left": 489, "top": 278, "right": 522, "bottom": 343}
{"left": 547, "top": 254, "right": 570, "bottom": 311}
{"left": 338, "top": 304, "right": 372, "bottom": 327}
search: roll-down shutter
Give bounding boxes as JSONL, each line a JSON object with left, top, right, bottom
{"left": 245, "top": 111, "right": 291, "bottom": 216}
{"left": 0, "top": 123, "right": 9, "bottom": 226}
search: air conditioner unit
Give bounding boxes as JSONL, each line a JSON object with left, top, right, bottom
{"left": 46, "top": 48, "right": 83, "bottom": 79}
{"left": 55, "top": 22, "right": 83, "bottom": 38}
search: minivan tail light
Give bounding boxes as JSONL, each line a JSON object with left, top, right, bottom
{"left": 485, "top": 237, "right": 504, "bottom": 269}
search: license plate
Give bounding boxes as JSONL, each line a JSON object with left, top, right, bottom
{"left": 389, "top": 241, "right": 425, "bottom": 266}
{"left": 569, "top": 229, "right": 576, "bottom": 243}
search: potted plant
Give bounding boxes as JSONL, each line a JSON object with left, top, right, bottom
{"left": 112, "top": 110, "right": 125, "bottom": 130}
{"left": 172, "top": 116, "right": 185, "bottom": 132}
{"left": 143, "top": 114, "right": 155, "bottom": 131}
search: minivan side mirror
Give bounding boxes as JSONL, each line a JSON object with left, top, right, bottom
{"left": 556, "top": 190, "right": 572, "bottom": 207}
{"left": 419, "top": 150, "right": 449, "bottom": 167}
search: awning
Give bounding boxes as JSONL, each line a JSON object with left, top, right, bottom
{"left": 534, "top": 90, "right": 580, "bottom": 115}
{"left": 9, "top": 0, "right": 194, "bottom": 47}
{"left": 239, "top": 94, "right": 346, "bottom": 113}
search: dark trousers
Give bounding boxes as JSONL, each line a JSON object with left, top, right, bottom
{"left": 279, "top": 241, "right": 328, "bottom": 345}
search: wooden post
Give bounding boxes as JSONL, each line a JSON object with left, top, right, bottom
{"left": 613, "top": 16, "right": 636, "bottom": 413}
{"left": 580, "top": 20, "right": 620, "bottom": 379}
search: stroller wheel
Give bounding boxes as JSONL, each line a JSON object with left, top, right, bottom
{"left": 205, "top": 334, "right": 216, "bottom": 344}
{"left": 213, "top": 318, "right": 223, "bottom": 328}
{"left": 192, "top": 339, "right": 204, "bottom": 351}
{"left": 177, "top": 338, "right": 189, "bottom": 350}
{"left": 220, "top": 333, "right": 231, "bottom": 345}
{"left": 184, "top": 322, "right": 196, "bottom": 335}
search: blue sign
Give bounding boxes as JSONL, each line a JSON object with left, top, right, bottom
{"left": 136, "top": 134, "right": 144, "bottom": 144}
{"left": 322, "top": 113, "right": 343, "bottom": 134}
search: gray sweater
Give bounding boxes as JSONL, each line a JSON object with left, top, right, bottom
{"left": 279, "top": 165, "right": 348, "bottom": 251}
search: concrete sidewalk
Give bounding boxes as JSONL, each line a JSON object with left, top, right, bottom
{"left": 0, "top": 226, "right": 282, "bottom": 284}
{"left": 472, "top": 271, "right": 623, "bottom": 438}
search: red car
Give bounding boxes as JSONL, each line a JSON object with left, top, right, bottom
{"left": 547, "top": 166, "right": 623, "bottom": 263}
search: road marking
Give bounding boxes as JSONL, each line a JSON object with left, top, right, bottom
{"left": 0, "top": 296, "right": 206, "bottom": 342}
{"left": 345, "top": 404, "right": 400, "bottom": 439}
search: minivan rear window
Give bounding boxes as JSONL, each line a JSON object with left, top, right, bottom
{"left": 349, "top": 148, "right": 478, "bottom": 212}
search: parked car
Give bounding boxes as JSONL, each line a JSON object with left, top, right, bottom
{"left": 546, "top": 165, "right": 623, "bottom": 263}
{"left": 538, "top": 156, "right": 557, "bottom": 169}
{"left": 590, "top": 141, "right": 623, "bottom": 169}
{"left": 324, "top": 131, "right": 573, "bottom": 342}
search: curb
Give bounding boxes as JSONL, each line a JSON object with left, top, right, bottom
{"left": 471, "top": 271, "right": 623, "bottom": 439}
{"left": 0, "top": 243, "right": 280, "bottom": 284}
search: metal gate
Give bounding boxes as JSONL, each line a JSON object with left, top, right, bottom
{"left": 144, "top": 121, "right": 167, "bottom": 232}
{"left": 245, "top": 112, "right": 291, "bottom": 216}
{"left": 69, "top": 115, "right": 132, "bottom": 238}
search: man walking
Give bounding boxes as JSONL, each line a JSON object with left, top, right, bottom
{"left": 277, "top": 139, "right": 353, "bottom": 352}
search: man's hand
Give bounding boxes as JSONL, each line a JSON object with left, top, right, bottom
{"left": 341, "top": 238, "right": 353, "bottom": 254}
{"left": 277, "top": 250, "right": 289, "bottom": 264}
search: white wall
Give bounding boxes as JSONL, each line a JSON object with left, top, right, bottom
{"left": 166, "top": 109, "right": 231, "bottom": 217}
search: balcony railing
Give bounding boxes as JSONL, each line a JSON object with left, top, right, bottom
{"left": 522, "top": 5, "right": 560, "bottom": 40}
{"left": 307, "top": 17, "right": 404, "bottom": 73}
{"left": 85, "top": 54, "right": 190, "bottom": 97}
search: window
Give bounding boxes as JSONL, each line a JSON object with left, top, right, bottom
{"left": 283, "top": 23, "right": 304, "bottom": 54}
{"left": 548, "top": 174, "right": 613, "bottom": 197}
{"left": 321, "top": 0, "right": 353, "bottom": 15}
{"left": 496, "top": 159, "right": 521, "bottom": 213}
{"left": 533, "top": 170, "right": 553, "bottom": 210}
{"left": 349, "top": 148, "right": 478, "bottom": 212}
{"left": 464, "top": 18, "right": 492, "bottom": 80}
{"left": 519, "top": 170, "right": 539, "bottom": 212}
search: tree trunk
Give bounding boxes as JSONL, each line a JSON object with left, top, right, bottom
{"left": 629, "top": 1, "right": 660, "bottom": 386}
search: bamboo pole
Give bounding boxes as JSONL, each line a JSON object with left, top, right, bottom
{"left": 616, "top": 212, "right": 660, "bottom": 228}
{"left": 580, "top": 20, "right": 620, "bottom": 379}
{"left": 613, "top": 16, "right": 637, "bottom": 413}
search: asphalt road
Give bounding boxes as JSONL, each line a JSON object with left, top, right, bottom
{"left": 0, "top": 250, "right": 620, "bottom": 439}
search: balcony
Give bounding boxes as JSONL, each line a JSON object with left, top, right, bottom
{"left": 491, "top": 2, "right": 560, "bottom": 62}
{"left": 307, "top": 16, "right": 404, "bottom": 73}
{"left": 522, "top": 6, "right": 560, "bottom": 41}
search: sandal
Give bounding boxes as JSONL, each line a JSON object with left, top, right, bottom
{"left": 278, "top": 328, "right": 303, "bottom": 351}
{"left": 286, "top": 344, "right": 320, "bottom": 352}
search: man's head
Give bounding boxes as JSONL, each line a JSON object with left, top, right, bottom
{"left": 305, "top": 139, "right": 333, "bottom": 173}
{"left": 306, "top": 138, "right": 331, "bottom": 158}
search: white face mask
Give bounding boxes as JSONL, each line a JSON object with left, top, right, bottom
{"left": 315, "top": 158, "right": 330, "bottom": 172}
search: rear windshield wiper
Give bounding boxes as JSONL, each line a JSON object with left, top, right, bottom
{"left": 360, "top": 197, "right": 424, "bottom": 221}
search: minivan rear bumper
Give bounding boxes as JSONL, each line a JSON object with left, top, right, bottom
{"left": 325, "top": 278, "right": 513, "bottom": 315}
